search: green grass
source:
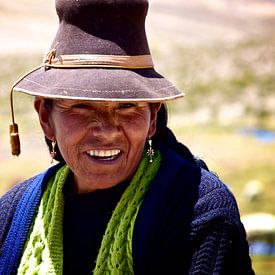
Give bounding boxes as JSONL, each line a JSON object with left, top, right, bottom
{"left": 168, "top": 122, "right": 275, "bottom": 215}
{"left": 157, "top": 33, "right": 275, "bottom": 128}
{"left": 252, "top": 256, "right": 275, "bottom": 275}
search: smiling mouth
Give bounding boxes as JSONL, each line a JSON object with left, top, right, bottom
{"left": 86, "top": 149, "right": 121, "bottom": 161}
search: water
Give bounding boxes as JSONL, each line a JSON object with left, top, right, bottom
{"left": 250, "top": 241, "right": 275, "bottom": 255}
{"left": 238, "top": 128, "right": 275, "bottom": 143}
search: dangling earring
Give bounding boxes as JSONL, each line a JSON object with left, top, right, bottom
{"left": 50, "top": 138, "right": 57, "bottom": 163}
{"left": 146, "top": 139, "right": 154, "bottom": 163}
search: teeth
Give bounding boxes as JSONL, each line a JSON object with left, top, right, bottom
{"left": 88, "top": 149, "right": 121, "bottom": 158}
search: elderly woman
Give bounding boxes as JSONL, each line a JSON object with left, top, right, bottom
{"left": 0, "top": 0, "right": 254, "bottom": 274}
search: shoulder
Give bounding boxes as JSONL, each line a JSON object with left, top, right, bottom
{"left": 134, "top": 146, "right": 249, "bottom": 274}
{"left": 0, "top": 175, "right": 38, "bottom": 247}
{"left": 158, "top": 146, "right": 241, "bottom": 225}
{"left": 0, "top": 162, "right": 64, "bottom": 204}
{"left": 0, "top": 164, "right": 61, "bottom": 246}
{"left": 160, "top": 148, "right": 248, "bottom": 255}
{"left": 194, "top": 168, "right": 240, "bottom": 225}
{"left": 0, "top": 176, "right": 39, "bottom": 222}
{"left": 0, "top": 170, "right": 48, "bottom": 207}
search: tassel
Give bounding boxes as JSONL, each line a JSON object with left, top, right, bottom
{"left": 8, "top": 65, "right": 42, "bottom": 156}
{"left": 10, "top": 123, "right": 21, "bottom": 156}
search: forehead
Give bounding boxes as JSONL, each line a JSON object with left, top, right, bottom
{"left": 53, "top": 99, "right": 148, "bottom": 107}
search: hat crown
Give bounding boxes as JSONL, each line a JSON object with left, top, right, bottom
{"left": 53, "top": 0, "right": 150, "bottom": 56}
{"left": 56, "top": 0, "right": 149, "bottom": 19}
{"left": 14, "top": 0, "right": 182, "bottom": 107}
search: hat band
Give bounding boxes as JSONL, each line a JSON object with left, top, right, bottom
{"left": 43, "top": 53, "right": 154, "bottom": 69}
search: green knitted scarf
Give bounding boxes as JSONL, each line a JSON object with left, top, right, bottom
{"left": 18, "top": 150, "right": 161, "bottom": 274}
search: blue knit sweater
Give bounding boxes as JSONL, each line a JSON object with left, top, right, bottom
{"left": 0, "top": 146, "right": 254, "bottom": 274}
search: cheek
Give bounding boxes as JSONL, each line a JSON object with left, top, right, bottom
{"left": 51, "top": 115, "right": 86, "bottom": 158}
{"left": 52, "top": 113, "right": 85, "bottom": 138}
{"left": 120, "top": 115, "right": 151, "bottom": 150}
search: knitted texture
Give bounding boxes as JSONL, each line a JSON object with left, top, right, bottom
{"left": 0, "top": 173, "right": 47, "bottom": 274}
{"left": 17, "top": 151, "right": 161, "bottom": 275}
{"left": 93, "top": 150, "right": 161, "bottom": 275}
{"left": 0, "top": 177, "right": 34, "bottom": 247}
{"left": 189, "top": 168, "right": 247, "bottom": 274}
{"left": 0, "top": 147, "right": 254, "bottom": 274}
{"left": 17, "top": 165, "right": 69, "bottom": 274}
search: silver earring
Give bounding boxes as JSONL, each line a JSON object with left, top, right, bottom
{"left": 50, "top": 138, "right": 57, "bottom": 163}
{"left": 146, "top": 139, "right": 154, "bottom": 163}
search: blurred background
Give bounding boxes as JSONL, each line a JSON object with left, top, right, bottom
{"left": 0, "top": 0, "right": 275, "bottom": 273}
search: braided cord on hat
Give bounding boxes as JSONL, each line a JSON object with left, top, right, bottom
{"left": 43, "top": 49, "right": 154, "bottom": 69}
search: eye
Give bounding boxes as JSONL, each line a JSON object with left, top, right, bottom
{"left": 72, "top": 103, "right": 90, "bottom": 110}
{"left": 117, "top": 103, "right": 136, "bottom": 110}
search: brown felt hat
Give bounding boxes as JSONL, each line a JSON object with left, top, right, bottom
{"left": 13, "top": 0, "right": 183, "bottom": 101}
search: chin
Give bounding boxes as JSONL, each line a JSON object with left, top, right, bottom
{"left": 75, "top": 173, "right": 127, "bottom": 193}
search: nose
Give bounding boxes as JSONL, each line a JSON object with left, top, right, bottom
{"left": 90, "top": 115, "right": 122, "bottom": 141}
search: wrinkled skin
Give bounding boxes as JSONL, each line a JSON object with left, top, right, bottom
{"left": 35, "top": 98, "right": 161, "bottom": 193}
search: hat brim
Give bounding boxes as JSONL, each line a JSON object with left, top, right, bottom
{"left": 14, "top": 67, "right": 184, "bottom": 102}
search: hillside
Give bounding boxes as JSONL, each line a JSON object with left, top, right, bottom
{"left": 0, "top": 0, "right": 274, "bottom": 52}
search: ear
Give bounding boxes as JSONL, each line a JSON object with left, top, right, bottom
{"left": 148, "top": 102, "right": 162, "bottom": 138}
{"left": 34, "top": 98, "right": 55, "bottom": 140}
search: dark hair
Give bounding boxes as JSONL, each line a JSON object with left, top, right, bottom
{"left": 44, "top": 99, "right": 65, "bottom": 163}
{"left": 153, "top": 104, "right": 209, "bottom": 170}
{"left": 43, "top": 99, "right": 208, "bottom": 170}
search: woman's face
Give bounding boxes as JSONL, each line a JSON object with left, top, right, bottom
{"left": 35, "top": 99, "right": 161, "bottom": 193}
